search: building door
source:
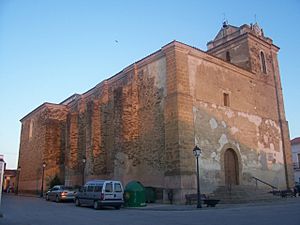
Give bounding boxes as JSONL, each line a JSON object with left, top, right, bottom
{"left": 224, "top": 149, "right": 239, "bottom": 185}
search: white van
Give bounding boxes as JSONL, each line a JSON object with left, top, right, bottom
{"left": 74, "top": 180, "right": 124, "bottom": 210}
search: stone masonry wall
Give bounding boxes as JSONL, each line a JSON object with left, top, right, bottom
{"left": 162, "top": 44, "right": 197, "bottom": 203}
{"left": 64, "top": 56, "right": 167, "bottom": 189}
{"left": 18, "top": 111, "right": 46, "bottom": 193}
{"left": 44, "top": 107, "right": 68, "bottom": 185}
{"left": 18, "top": 28, "right": 292, "bottom": 203}
{"left": 18, "top": 104, "right": 67, "bottom": 193}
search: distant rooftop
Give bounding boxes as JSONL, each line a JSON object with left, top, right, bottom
{"left": 291, "top": 137, "right": 300, "bottom": 145}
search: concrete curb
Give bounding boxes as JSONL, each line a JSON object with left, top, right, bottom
{"left": 123, "top": 198, "right": 300, "bottom": 211}
{"left": 13, "top": 194, "right": 41, "bottom": 198}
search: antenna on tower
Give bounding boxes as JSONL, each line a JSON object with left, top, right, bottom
{"left": 254, "top": 14, "right": 257, "bottom": 23}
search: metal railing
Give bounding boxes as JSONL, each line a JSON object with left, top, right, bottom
{"left": 252, "top": 176, "right": 277, "bottom": 190}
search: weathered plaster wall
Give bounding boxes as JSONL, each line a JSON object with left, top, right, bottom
{"left": 188, "top": 54, "right": 287, "bottom": 192}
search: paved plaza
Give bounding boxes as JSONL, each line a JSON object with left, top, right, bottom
{"left": 1, "top": 194, "right": 300, "bottom": 225}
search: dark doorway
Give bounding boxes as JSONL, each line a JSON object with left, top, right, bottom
{"left": 224, "top": 148, "right": 239, "bottom": 185}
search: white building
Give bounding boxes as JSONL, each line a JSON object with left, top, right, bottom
{"left": 291, "top": 138, "right": 300, "bottom": 184}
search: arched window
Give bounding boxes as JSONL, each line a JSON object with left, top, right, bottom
{"left": 260, "top": 51, "right": 267, "bottom": 74}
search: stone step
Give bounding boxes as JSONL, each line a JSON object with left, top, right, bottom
{"left": 210, "top": 185, "right": 282, "bottom": 204}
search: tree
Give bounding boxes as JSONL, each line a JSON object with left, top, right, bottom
{"left": 48, "top": 174, "right": 62, "bottom": 188}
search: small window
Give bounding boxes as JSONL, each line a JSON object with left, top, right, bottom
{"left": 223, "top": 93, "right": 230, "bottom": 107}
{"left": 87, "top": 185, "right": 94, "bottom": 192}
{"left": 105, "top": 183, "right": 113, "bottom": 192}
{"left": 226, "top": 51, "right": 231, "bottom": 62}
{"left": 29, "top": 119, "right": 34, "bottom": 139}
{"left": 94, "top": 185, "right": 102, "bottom": 192}
{"left": 260, "top": 51, "right": 267, "bottom": 74}
{"left": 114, "top": 183, "right": 122, "bottom": 192}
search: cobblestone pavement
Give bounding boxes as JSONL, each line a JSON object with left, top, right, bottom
{"left": 1, "top": 194, "right": 300, "bottom": 225}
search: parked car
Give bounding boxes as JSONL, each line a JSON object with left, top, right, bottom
{"left": 45, "top": 185, "right": 76, "bottom": 202}
{"left": 74, "top": 180, "right": 124, "bottom": 210}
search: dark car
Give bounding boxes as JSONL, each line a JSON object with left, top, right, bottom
{"left": 45, "top": 185, "right": 75, "bottom": 202}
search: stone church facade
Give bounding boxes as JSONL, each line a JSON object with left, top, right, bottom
{"left": 18, "top": 23, "right": 293, "bottom": 203}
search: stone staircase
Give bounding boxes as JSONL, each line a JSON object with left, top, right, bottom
{"left": 210, "top": 185, "right": 282, "bottom": 204}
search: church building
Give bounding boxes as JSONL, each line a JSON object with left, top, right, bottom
{"left": 17, "top": 22, "right": 293, "bottom": 203}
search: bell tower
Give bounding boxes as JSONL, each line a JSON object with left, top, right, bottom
{"left": 207, "top": 22, "right": 276, "bottom": 76}
{"left": 207, "top": 22, "right": 294, "bottom": 189}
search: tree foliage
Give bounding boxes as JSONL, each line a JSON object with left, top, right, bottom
{"left": 49, "top": 174, "right": 62, "bottom": 188}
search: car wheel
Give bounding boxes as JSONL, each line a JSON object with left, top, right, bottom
{"left": 93, "top": 201, "right": 99, "bottom": 210}
{"left": 115, "top": 205, "right": 121, "bottom": 210}
{"left": 55, "top": 195, "right": 60, "bottom": 203}
{"left": 46, "top": 194, "right": 49, "bottom": 201}
{"left": 75, "top": 198, "right": 81, "bottom": 207}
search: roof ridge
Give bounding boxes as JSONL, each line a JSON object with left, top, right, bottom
{"left": 291, "top": 137, "right": 300, "bottom": 145}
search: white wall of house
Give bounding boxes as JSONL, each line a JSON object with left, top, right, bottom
{"left": 291, "top": 139, "right": 300, "bottom": 183}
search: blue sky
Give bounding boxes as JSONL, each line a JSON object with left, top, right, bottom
{"left": 0, "top": 0, "right": 299, "bottom": 169}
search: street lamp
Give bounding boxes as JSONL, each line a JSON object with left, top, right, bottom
{"left": 193, "top": 146, "right": 202, "bottom": 208}
{"left": 40, "top": 162, "right": 46, "bottom": 198}
{"left": 15, "top": 166, "right": 21, "bottom": 195}
{"left": 82, "top": 157, "right": 86, "bottom": 185}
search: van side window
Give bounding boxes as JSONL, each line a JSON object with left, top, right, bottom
{"left": 105, "top": 183, "right": 113, "bottom": 192}
{"left": 114, "top": 183, "right": 122, "bottom": 192}
{"left": 94, "top": 185, "right": 102, "bottom": 192}
{"left": 87, "top": 185, "right": 94, "bottom": 192}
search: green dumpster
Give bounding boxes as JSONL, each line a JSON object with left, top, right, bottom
{"left": 124, "top": 181, "right": 146, "bottom": 207}
{"left": 145, "top": 187, "right": 156, "bottom": 203}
